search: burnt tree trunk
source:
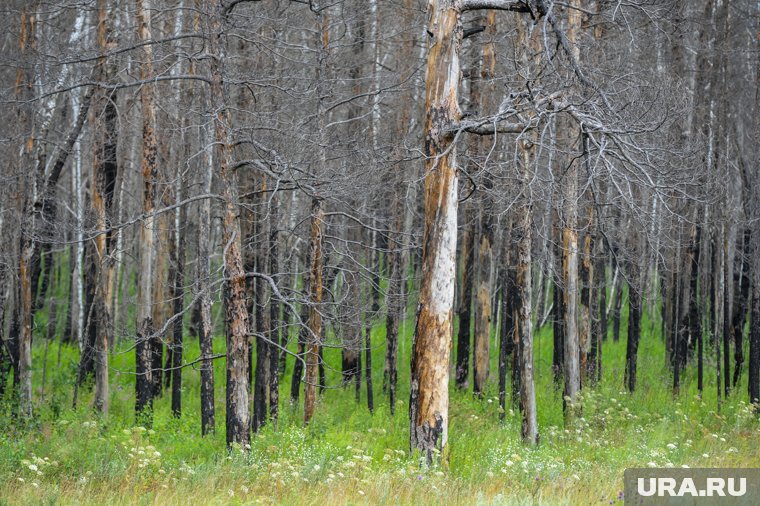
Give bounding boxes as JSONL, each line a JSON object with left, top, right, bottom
{"left": 455, "top": 203, "right": 474, "bottom": 389}
{"left": 303, "top": 199, "right": 324, "bottom": 425}
{"left": 135, "top": 0, "right": 157, "bottom": 424}
{"left": 209, "top": 0, "right": 250, "bottom": 447}
{"left": 732, "top": 230, "right": 750, "bottom": 387}
{"left": 409, "top": 0, "right": 463, "bottom": 461}
{"left": 625, "top": 281, "right": 641, "bottom": 393}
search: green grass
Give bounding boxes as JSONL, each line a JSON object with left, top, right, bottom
{"left": 1, "top": 302, "right": 759, "bottom": 505}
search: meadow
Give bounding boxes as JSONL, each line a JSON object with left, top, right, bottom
{"left": 1, "top": 309, "right": 759, "bottom": 505}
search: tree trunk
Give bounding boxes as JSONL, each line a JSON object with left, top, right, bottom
{"left": 208, "top": 0, "right": 251, "bottom": 447}
{"left": 170, "top": 172, "right": 186, "bottom": 418}
{"left": 91, "top": 0, "right": 116, "bottom": 414}
{"left": 516, "top": 135, "right": 537, "bottom": 445}
{"left": 365, "top": 229, "right": 375, "bottom": 414}
{"left": 253, "top": 178, "right": 271, "bottom": 433}
{"left": 552, "top": 212, "right": 564, "bottom": 386}
{"left": 473, "top": 189, "right": 494, "bottom": 397}
{"left": 625, "top": 281, "right": 641, "bottom": 393}
{"left": 455, "top": 204, "right": 474, "bottom": 389}
{"left": 409, "top": 0, "right": 463, "bottom": 462}
{"left": 198, "top": 133, "right": 215, "bottom": 435}
{"left": 732, "top": 229, "right": 750, "bottom": 387}
{"left": 134, "top": 0, "right": 158, "bottom": 423}
{"left": 498, "top": 225, "right": 514, "bottom": 421}
{"left": 268, "top": 193, "right": 280, "bottom": 425}
{"left": 303, "top": 199, "right": 324, "bottom": 425}
{"left": 385, "top": 205, "right": 401, "bottom": 414}
{"left": 560, "top": 0, "right": 583, "bottom": 425}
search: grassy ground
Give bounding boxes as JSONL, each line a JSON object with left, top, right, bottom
{"left": 1, "top": 306, "right": 759, "bottom": 505}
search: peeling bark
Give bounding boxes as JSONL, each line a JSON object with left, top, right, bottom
{"left": 409, "top": 0, "right": 463, "bottom": 461}
{"left": 303, "top": 199, "right": 324, "bottom": 425}
{"left": 208, "top": 0, "right": 250, "bottom": 447}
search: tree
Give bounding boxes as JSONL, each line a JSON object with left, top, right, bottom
{"left": 135, "top": 0, "right": 158, "bottom": 423}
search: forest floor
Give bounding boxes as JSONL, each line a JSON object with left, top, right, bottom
{"left": 1, "top": 310, "right": 759, "bottom": 505}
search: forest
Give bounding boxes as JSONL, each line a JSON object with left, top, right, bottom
{"left": 0, "top": 0, "right": 759, "bottom": 504}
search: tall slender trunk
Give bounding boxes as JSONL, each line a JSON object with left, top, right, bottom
{"left": 690, "top": 227, "right": 703, "bottom": 393}
{"left": 552, "top": 212, "right": 565, "bottom": 386}
{"left": 135, "top": 0, "right": 157, "bottom": 422}
{"left": 732, "top": 230, "right": 750, "bottom": 387}
{"left": 171, "top": 173, "right": 186, "bottom": 418}
{"left": 612, "top": 270, "right": 623, "bottom": 343}
{"left": 303, "top": 199, "right": 324, "bottom": 424}
{"left": 303, "top": 4, "right": 330, "bottom": 425}
{"left": 198, "top": 131, "right": 215, "bottom": 435}
{"left": 472, "top": 11, "right": 496, "bottom": 396}
{"left": 385, "top": 203, "right": 402, "bottom": 414}
{"left": 625, "top": 282, "right": 641, "bottom": 392}
{"left": 364, "top": 227, "right": 375, "bottom": 414}
{"left": 208, "top": 0, "right": 250, "bottom": 447}
{"left": 455, "top": 206, "right": 474, "bottom": 389}
{"left": 592, "top": 229, "right": 605, "bottom": 383}
{"left": 91, "top": 0, "right": 116, "bottom": 415}
{"left": 253, "top": 177, "right": 271, "bottom": 432}
{"left": 268, "top": 193, "right": 280, "bottom": 425}
{"left": 290, "top": 282, "right": 309, "bottom": 403}
{"left": 560, "top": 0, "right": 583, "bottom": 424}
{"left": 579, "top": 206, "right": 593, "bottom": 386}
{"left": 516, "top": 137, "right": 537, "bottom": 445}
{"left": 498, "top": 224, "right": 514, "bottom": 421}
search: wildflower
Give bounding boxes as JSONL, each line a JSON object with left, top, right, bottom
{"left": 702, "top": 453, "right": 709, "bottom": 458}
{"left": 647, "top": 462, "right": 657, "bottom": 468}
{"left": 666, "top": 443, "right": 677, "bottom": 450}
{"left": 31, "top": 482, "right": 39, "bottom": 488}
{"left": 28, "top": 464, "right": 38, "bottom": 472}
{"left": 358, "top": 490, "right": 365, "bottom": 496}
{"left": 506, "top": 460, "right": 514, "bottom": 467}
{"left": 313, "top": 464, "right": 321, "bottom": 471}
